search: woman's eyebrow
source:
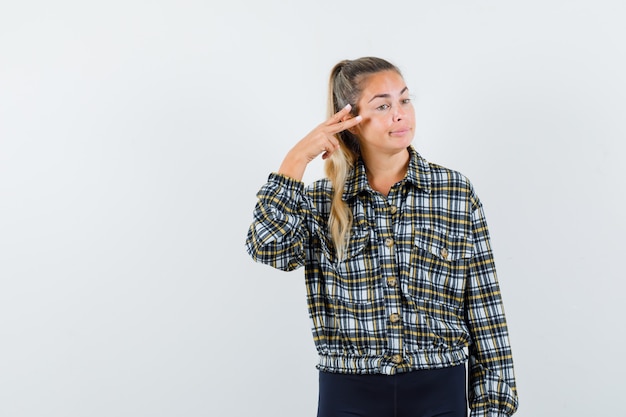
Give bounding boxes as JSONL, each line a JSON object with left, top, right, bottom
{"left": 367, "top": 86, "right": 409, "bottom": 103}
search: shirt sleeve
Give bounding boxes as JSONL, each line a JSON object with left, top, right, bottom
{"left": 245, "top": 172, "right": 309, "bottom": 272}
{"left": 465, "top": 197, "right": 519, "bottom": 417}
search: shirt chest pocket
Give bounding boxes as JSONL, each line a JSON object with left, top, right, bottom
{"left": 326, "top": 226, "right": 382, "bottom": 305}
{"left": 404, "top": 228, "right": 474, "bottom": 307}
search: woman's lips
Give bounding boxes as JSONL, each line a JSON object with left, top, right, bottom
{"left": 390, "top": 128, "right": 411, "bottom": 136}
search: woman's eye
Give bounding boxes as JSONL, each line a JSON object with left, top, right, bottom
{"left": 401, "top": 98, "right": 412, "bottom": 104}
{"left": 376, "top": 104, "right": 390, "bottom": 111}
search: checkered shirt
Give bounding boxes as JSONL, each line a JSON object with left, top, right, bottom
{"left": 246, "top": 146, "right": 518, "bottom": 417}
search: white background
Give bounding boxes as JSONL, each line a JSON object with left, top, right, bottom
{"left": 1, "top": 1, "right": 625, "bottom": 416}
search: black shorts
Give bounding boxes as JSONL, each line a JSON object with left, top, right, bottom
{"left": 317, "top": 364, "right": 467, "bottom": 417}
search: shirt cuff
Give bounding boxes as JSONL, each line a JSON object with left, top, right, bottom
{"left": 268, "top": 172, "right": 305, "bottom": 190}
{"left": 470, "top": 409, "right": 513, "bottom": 417}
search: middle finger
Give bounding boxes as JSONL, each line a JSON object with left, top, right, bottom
{"left": 329, "top": 115, "right": 362, "bottom": 134}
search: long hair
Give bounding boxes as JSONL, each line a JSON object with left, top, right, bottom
{"left": 324, "top": 57, "right": 401, "bottom": 260}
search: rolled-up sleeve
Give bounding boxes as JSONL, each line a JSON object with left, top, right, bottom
{"left": 465, "top": 198, "right": 519, "bottom": 417}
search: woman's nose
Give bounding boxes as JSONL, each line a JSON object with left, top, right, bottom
{"left": 393, "top": 106, "right": 404, "bottom": 122}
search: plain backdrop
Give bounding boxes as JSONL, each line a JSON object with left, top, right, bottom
{"left": 1, "top": 1, "right": 625, "bottom": 416}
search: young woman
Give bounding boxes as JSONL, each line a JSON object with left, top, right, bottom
{"left": 246, "top": 57, "right": 518, "bottom": 417}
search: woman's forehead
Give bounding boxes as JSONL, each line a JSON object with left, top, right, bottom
{"left": 360, "top": 71, "right": 407, "bottom": 100}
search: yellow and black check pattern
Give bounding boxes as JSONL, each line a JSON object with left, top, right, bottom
{"left": 246, "top": 146, "right": 518, "bottom": 417}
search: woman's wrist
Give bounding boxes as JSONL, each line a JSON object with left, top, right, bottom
{"left": 278, "top": 150, "right": 308, "bottom": 181}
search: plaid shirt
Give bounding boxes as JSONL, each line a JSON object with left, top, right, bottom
{"left": 246, "top": 147, "right": 518, "bottom": 417}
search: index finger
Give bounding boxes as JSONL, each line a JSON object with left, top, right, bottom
{"left": 329, "top": 115, "right": 362, "bottom": 134}
{"left": 324, "top": 104, "right": 353, "bottom": 125}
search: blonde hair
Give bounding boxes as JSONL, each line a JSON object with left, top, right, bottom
{"left": 324, "top": 57, "right": 401, "bottom": 260}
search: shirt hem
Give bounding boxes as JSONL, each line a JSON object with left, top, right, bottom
{"left": 316, "top": 347, "right": 468, "bottom": 375}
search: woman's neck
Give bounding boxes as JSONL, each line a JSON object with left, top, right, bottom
{"left": 361, "top": 148, "right": 410, "bottom": 197}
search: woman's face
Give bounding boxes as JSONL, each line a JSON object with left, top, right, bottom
{"left": 352, "top": 70, "right": 415, "bottom": 154}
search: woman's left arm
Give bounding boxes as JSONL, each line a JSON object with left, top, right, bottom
{"left": 465, "top": 198, "right": 519, "bottom": 417}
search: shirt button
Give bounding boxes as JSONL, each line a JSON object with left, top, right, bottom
{"left": 387, "top": 277, "right": 397, "bottom": 287}
{"left": 384, "top": 238, "right": 394, "bottom": 247}
{"left": 391, "top": 354, "right": 403, "bottom": 364}
{"left": 389, "top": 205, "right": 398, "bottom": 215}
{"left": 440, "top": 247, "right": 449, "bottom": 259}
{"left": 389, "top": 313, "right": 400, "bottom": 323}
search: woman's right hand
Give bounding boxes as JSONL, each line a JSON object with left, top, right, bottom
{"left": 278, "top": 104, "right": 362, "bottom": 181}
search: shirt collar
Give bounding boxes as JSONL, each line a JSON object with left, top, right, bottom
{"left": 342, "top": 146, "right": 431, "bottom": 201}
